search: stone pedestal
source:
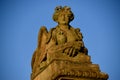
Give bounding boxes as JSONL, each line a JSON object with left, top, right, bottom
{"left": 31, "top": 52, "right": 108, "bottom": 80}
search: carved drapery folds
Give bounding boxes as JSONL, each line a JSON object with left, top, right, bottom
{"left": 31, "top": 6, "right": 108, "bottom": 80}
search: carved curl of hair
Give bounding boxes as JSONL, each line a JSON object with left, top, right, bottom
{"left": 53, "top": 6, "right": 74, "bottom": 23}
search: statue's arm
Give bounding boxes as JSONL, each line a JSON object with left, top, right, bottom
{"left": 75, "top": 28, "right": 88, "bottom": 55}
{"left": 75, "top": 28, "right": 83, "bottom": 40}
{"left": 47, "top": 41, "right": 83, "bottom": 54}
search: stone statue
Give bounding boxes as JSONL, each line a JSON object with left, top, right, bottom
{"left": 31, "top": 6, "right": 108, "bottom": 80}
{"left": 31, "top": 6, "right": 88, "bottom": 73}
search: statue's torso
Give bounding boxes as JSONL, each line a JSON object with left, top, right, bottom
{"left": 55, "top": 26, "right": 80, "bottom": 45}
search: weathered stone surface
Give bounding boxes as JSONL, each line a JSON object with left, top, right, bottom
{"left": 31, "top": 6, "right": 109, "bottom": 80}
{"left": 32, "top": 52, "right": 108, "bottom": 80}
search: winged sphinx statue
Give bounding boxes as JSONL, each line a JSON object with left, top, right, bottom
{"left": 31, "top": 6, "right": 88, "bottom": 74}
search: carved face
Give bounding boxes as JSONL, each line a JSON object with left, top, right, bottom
{"left": 53, "top": 6, "right": 74, "bottom": 24}
{"left": 57, "top": 13, "right": 70, "bottom": 25}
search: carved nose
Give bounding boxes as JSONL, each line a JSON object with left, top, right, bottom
{"left": 61, "top": 15, "right": 65, "bottom": 21}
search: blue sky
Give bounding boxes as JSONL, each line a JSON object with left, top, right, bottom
{"left": 0, "top": 0, "right": 120, "bottom": 80}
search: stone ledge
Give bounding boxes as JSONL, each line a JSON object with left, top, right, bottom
{"left": 32, "top": 59, "right": 108, "bottom": 80}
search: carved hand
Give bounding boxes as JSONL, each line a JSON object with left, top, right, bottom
{"left": 73, "top": 41, "right": 84, "bottom": 50}
{"left": 64, "top": 41, "right": 84, "bottom": 57}
{"left": 47, "top": 41, "right": 84, "bottom": 57}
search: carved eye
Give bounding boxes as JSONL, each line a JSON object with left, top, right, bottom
{"left": 64, "top": 6, "right": 71, "bottom": 11}
{"left": 66, "top": 7, "right": 71, "bottom": 11}
{"left": 56, "top": 8, "right": 60, "bottom": 11}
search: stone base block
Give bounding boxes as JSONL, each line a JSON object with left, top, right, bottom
{"left": 32, "top": 59, "right": 108, "bottom": 80}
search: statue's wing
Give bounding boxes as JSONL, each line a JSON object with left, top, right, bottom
{"left": 38, "top": 26, "right": 48, "bottom": 49}
{"left": 37, "top": 26, "right": 48, "bottom": 63}
{"left": 31, "top": 26, "right": 48, "bottom": 70}
{"left": 31, "top": 50, "right": 37, "bottom": 70}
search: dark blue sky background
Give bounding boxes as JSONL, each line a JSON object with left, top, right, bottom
{"left": 0, "top": 0, "right": 120, "bottom": 80}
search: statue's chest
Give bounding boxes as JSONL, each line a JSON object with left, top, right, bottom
{"left": 56, "top": 29, "right": 78, "bottom": 44}
{"left": 66, "top": 30, "right": 77, "bottom": 42}
{"left": 56, "top": 30, "right": 67, "bottom": 44}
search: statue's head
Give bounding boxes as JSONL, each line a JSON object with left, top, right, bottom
{"left": 53, "top": 6, "right": 74, "bottom": 25}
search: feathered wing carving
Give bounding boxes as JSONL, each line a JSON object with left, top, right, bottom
{"left": 37, "top": 26, "right": 48, "bottom": 63}
{"left": 31, "top": 26, "right": 48, "bottom": 72}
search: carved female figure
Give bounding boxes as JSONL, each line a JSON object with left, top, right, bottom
{"left": 31, "top": 6, "right": 109, "bottom": 80}
{"left": 31, "top": 6, "right": 88, "bottom": 74}
{"left": 46, "top": 6, "right": 88, "bottom": 56}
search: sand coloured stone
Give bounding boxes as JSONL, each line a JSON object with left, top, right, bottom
{"left": 31, "top": 6, "right": 109, "bottom": 80}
